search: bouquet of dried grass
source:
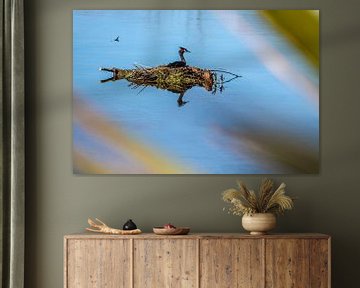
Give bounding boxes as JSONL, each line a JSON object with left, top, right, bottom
{"left": 222, "top": 179, "right": 294, "bottom": 216}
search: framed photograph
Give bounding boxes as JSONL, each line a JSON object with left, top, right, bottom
{"left": 73, "top": 10, "right": 319, "bottom": 174}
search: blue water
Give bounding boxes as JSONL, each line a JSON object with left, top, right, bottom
{"left": 73, "top": 10, "right": 319, "bottom": 174}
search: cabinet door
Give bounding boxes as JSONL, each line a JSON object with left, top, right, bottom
{"left": 266, "top": 239, "right": 310, "bottom": 288}
{"left": 134, "top": 239, "right": 198, "bottom": 288}
{"left": 200, "top": 239, "right": 264, "bottom": 288}
{"left": 66, "top": 239, "right": 131, "bottom": 288}
{"left": 309, "top": 239, "right": 330, "bottom": 288}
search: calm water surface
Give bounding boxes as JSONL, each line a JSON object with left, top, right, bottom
{"left": 73, "top": 10, "right": 319, "bottom": 174}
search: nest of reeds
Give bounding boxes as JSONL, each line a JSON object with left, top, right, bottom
{"left": 101, "top": 66, "right": 215, "bottom": 94}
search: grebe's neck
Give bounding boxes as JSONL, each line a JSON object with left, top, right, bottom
{"left": 179, "top": 50, "right": 186, "bottom": 62}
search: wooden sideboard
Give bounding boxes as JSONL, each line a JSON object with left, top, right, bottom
{"left": 64, "top": 233, "right": 330, "bottom": 288}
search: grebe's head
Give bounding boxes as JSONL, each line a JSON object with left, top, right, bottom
{"left": 179, "top": 47, "right": 191, "bottom": 53}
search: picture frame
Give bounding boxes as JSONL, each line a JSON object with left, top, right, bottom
{"left": 73, "top": 10, "right": 319, "bottom": 175}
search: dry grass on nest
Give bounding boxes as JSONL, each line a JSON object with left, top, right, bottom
{"left": 113, "top": 66, "right": 214, "bottom": 92}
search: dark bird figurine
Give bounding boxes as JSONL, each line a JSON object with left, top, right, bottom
{"left": 114, "top": 36, "right": 120, "bottom": 42}
{"left": 167, "top": 47, "right": 191, "bottom": 68}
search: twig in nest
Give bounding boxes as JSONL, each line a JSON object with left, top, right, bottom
{"left": 86, "top": 218, "right": 142, "bottom": 235}
{"left": 210, "top": 69, "right": 241, "bottom": 78}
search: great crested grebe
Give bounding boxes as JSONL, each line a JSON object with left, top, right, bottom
{"left": 167, "top": 47, "right": 191, "bottom": 68}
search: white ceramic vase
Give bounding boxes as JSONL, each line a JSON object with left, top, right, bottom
{"left": 242, "top": 213, "right": 276, "bottom": 235}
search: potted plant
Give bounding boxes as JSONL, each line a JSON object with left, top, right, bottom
{"left": 222, "top": 179, "right": 294, "bottom": 235}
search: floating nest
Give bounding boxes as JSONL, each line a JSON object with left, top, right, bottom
{"left": 100, "top": 64, "right": 240, "bottom": 107}
{"left": 101, "top": 65, "right": 215, "bottom": 94}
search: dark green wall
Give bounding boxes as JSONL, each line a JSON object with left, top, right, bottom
{"left": 25, "top": 0, "right": 360, "bottom": 287}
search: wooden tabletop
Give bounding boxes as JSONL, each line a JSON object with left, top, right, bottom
{"left": 64, "top": 232, "right": 330, "bottom": 240}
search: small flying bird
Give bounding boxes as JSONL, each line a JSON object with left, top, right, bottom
{"left": 114, "top": 36, "right": 120, "bottom": 42}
